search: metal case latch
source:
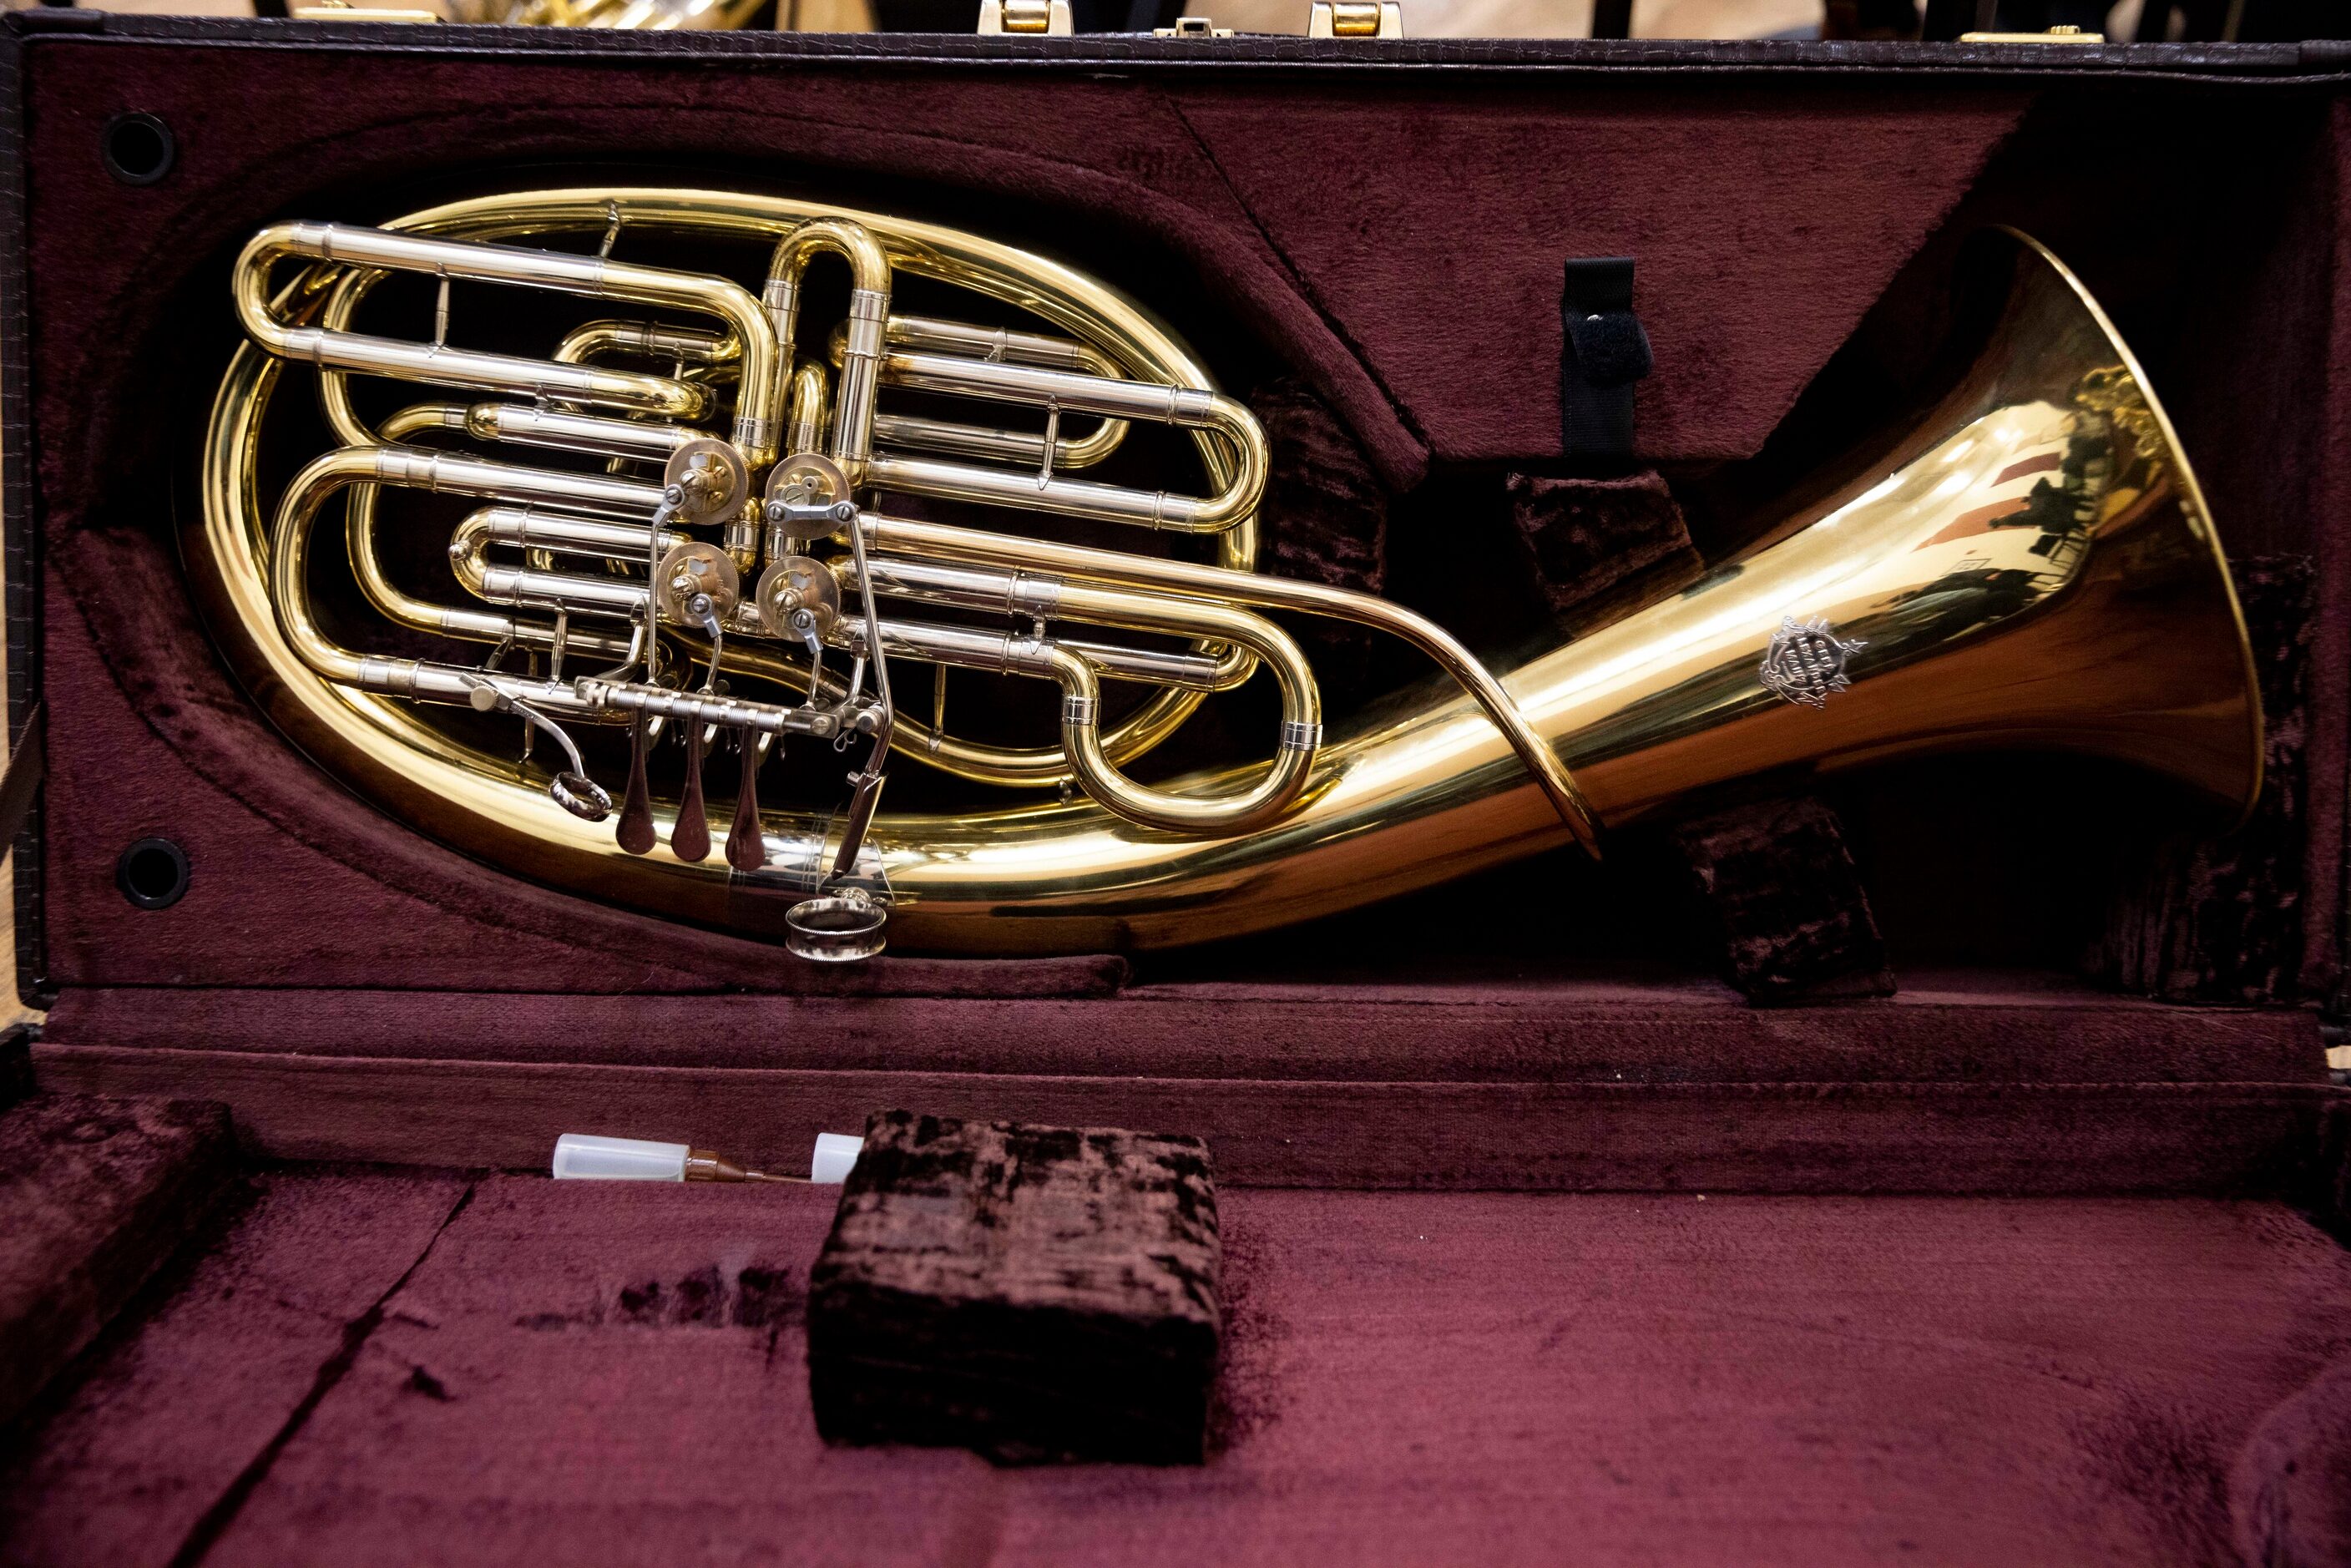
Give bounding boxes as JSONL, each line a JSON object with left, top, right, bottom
{"left": 978, "top": 0, "right": 1073, "bottom": 33}
{"left": 1308, "top": 1, "right": 1402, "bottom": 37}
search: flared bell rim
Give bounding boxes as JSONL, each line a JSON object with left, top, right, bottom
{"left": 1993, "top": 226, "right": 2266, "bottom": 828}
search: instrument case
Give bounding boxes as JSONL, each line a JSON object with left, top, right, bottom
{"left": 3, "top": 15, "right": 2349, "bottom": 1564}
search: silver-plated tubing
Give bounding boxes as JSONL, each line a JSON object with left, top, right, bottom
{"left": 460, "top": 506, "right": 689, "bottom": 559}
{"left": 830, "top": 615, "right": 1221, "bottom": 690}
{"left": 272, "top": 447, "right": 647, "bottom": 704}
{"left": 272, "top": 445, "right": 680, "bottom": 686}
{"left": 469, "top": 569, "right": 645, "bottom": 619}
{"left": 882, "top": 312, "right": 1120, "bottom": 373}
{"left": 573, "top": 678, "right": 813, "bottom": 736}
{"left": 887, "top": 350, "right": 1228, "bottom": 427}
{"left": 869, "top": 412, "right": 1121, "bottom": 472}
{"left": 849, "top": 572, "right": 1318, "bottom": 835}
{"left": 368, "top": 446, "right": 669, "bottom": 521}
{"left": 235, "top": 220, "right": 783, "bottom": 465}
{"left": 861, "top": 352, "right": 1264, "bottom": 534}
{"left": 380, "top": 402, "right": 472, "bottom": 441}
{"left": 554, "top": 320, "right": 736, "bottom": 369}
{"left": 857, "top": 554, "right": 1064, "bottom": 621}
{"left": 339, "top": 411, "right": 635, "bottom": 657}
{"left": 831, "top": 312, "right": 1129, "bottom": 471}
{"left": 463, "top": 404, "right": 699, "bottom": 461}
{"left": 864, "top": 451, "right": 1246, "bottom": 535}
{"left": 1053, "top": 636, "right": 1224, "bottom": 691}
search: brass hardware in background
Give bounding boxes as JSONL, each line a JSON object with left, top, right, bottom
{"left": 197, "top": 194, "right": 2259, "bottom": 957}
{"left": 980, "top": 0, "right": 1074, "bottom": 30}
{"left": 1959, "top": 24, "right": 2104, "bottom": 41}
{"left": 1156, "top": 13, "right": 1235, "bottom": 33}
{"left": 1308, "top": 1, "right": 1403, "bottom": 37}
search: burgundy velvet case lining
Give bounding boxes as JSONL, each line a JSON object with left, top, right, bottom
{"left": 7, "top": 23, "right": 2349, "bottom": 1186}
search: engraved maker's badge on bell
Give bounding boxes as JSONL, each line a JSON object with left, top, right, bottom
{"left": 1759, "top": 615, "right": 1865, "bottom": 708}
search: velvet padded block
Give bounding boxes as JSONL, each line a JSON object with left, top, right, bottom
{"left": 808, "top": 1110, "right": 1221, "bottom": 1464}
{"left": 0, "top": 1169, "right": 473, "bottom": 1568}
{"left": 0, "top": 1093, "right": 238, "bottom": 1430}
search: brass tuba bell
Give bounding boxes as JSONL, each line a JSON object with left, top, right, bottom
{"left": 195, "top": 194, "right": 2260, "bottom": 960}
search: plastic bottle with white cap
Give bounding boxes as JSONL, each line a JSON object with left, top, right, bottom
{"left": 551, "top": 1131, "right": 862, "bottom": 1185}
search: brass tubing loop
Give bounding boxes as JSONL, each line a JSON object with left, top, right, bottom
{"left": 199, "top": 195, "right": 2259, "bottom": 955}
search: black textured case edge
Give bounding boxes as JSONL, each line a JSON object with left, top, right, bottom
{"left": 3, "top": 24, "right": 49, "bottom": 1011}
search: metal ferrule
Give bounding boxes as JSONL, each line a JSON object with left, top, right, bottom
{"left": 1061, "top": 693, "right": 1100, "bottom": 728}
{"left": 356, "top": 656, "right": 420, "bottom": 697}
{"left": 723, "top": 513, "right": 761, "bottom": 573}
{"left": 845, "top": 291, "right": 888, "bottom": 357}
{"left": 1280, "top": 721, "right": 1324, "bottom": 752}
{"left": 731, "top": 414, "right": 779, "bottom": 465}
{"left": 761, "top": 276, "right": 796, "bottom": 337}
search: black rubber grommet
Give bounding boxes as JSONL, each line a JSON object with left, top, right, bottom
{"left": 115, "top": 837, "right": 191, "bottom": 910}
{"left": 100, "top": 112, "right": 176, "bottom": 187}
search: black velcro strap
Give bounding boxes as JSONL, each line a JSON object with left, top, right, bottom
{"left": 1560, "top": 257, "right": 1653, "bottom": 460}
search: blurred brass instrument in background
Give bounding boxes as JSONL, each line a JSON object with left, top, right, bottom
{"left": 196, "top": 190, "right": 2262, "bottom": 960}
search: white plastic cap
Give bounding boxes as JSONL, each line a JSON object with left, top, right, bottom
{"left": 811, "top": 1131, "right": 862, "bottom": 1185}
{"left": 551, "top": 1133, "right": 689, "bottom": 1181}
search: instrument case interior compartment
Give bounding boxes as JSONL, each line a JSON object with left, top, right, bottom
{"left": 3, "top": 16, "right": 2351, "bottom": 1564}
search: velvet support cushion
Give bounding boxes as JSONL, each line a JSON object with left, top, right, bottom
{"left": 8, "top": 1173, "right": 2351, "bottom": 1565}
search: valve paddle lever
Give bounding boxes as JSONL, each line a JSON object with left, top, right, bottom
{"left": 616, "top": 712, "right": 657, "bottom": 856}
{"left": 726, "top": 735, "right": 766, "bottom": 873}
{"left": 672, "top": 724, "right": 711, "bottom": 862}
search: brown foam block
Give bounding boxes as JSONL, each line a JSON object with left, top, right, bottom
{"left": 0, "top": 1092, "right": 240, "bottom": 1428}
{"left": 1505, "top": 469, "right": 1703, "bottom": 630}
{"left": 1669, "top": 794, "right": 1897, "bottom": 1005}
{"left": 806, "top": 1110, "right": 1221, "bottom": 1465}
{"left": 1254, "top": 377, "right": 1389, "bottom": 705}
{"left": 2091, "top": 554, "right": 2310, "bottom": 1004}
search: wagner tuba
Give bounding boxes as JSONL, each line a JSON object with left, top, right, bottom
{"left": 195, "top": 190, "right": 2263, "bottom": 961}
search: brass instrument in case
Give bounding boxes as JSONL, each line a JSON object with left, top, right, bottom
{"left": 198, "top": 190, "right": 2263, "bottom": 960}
